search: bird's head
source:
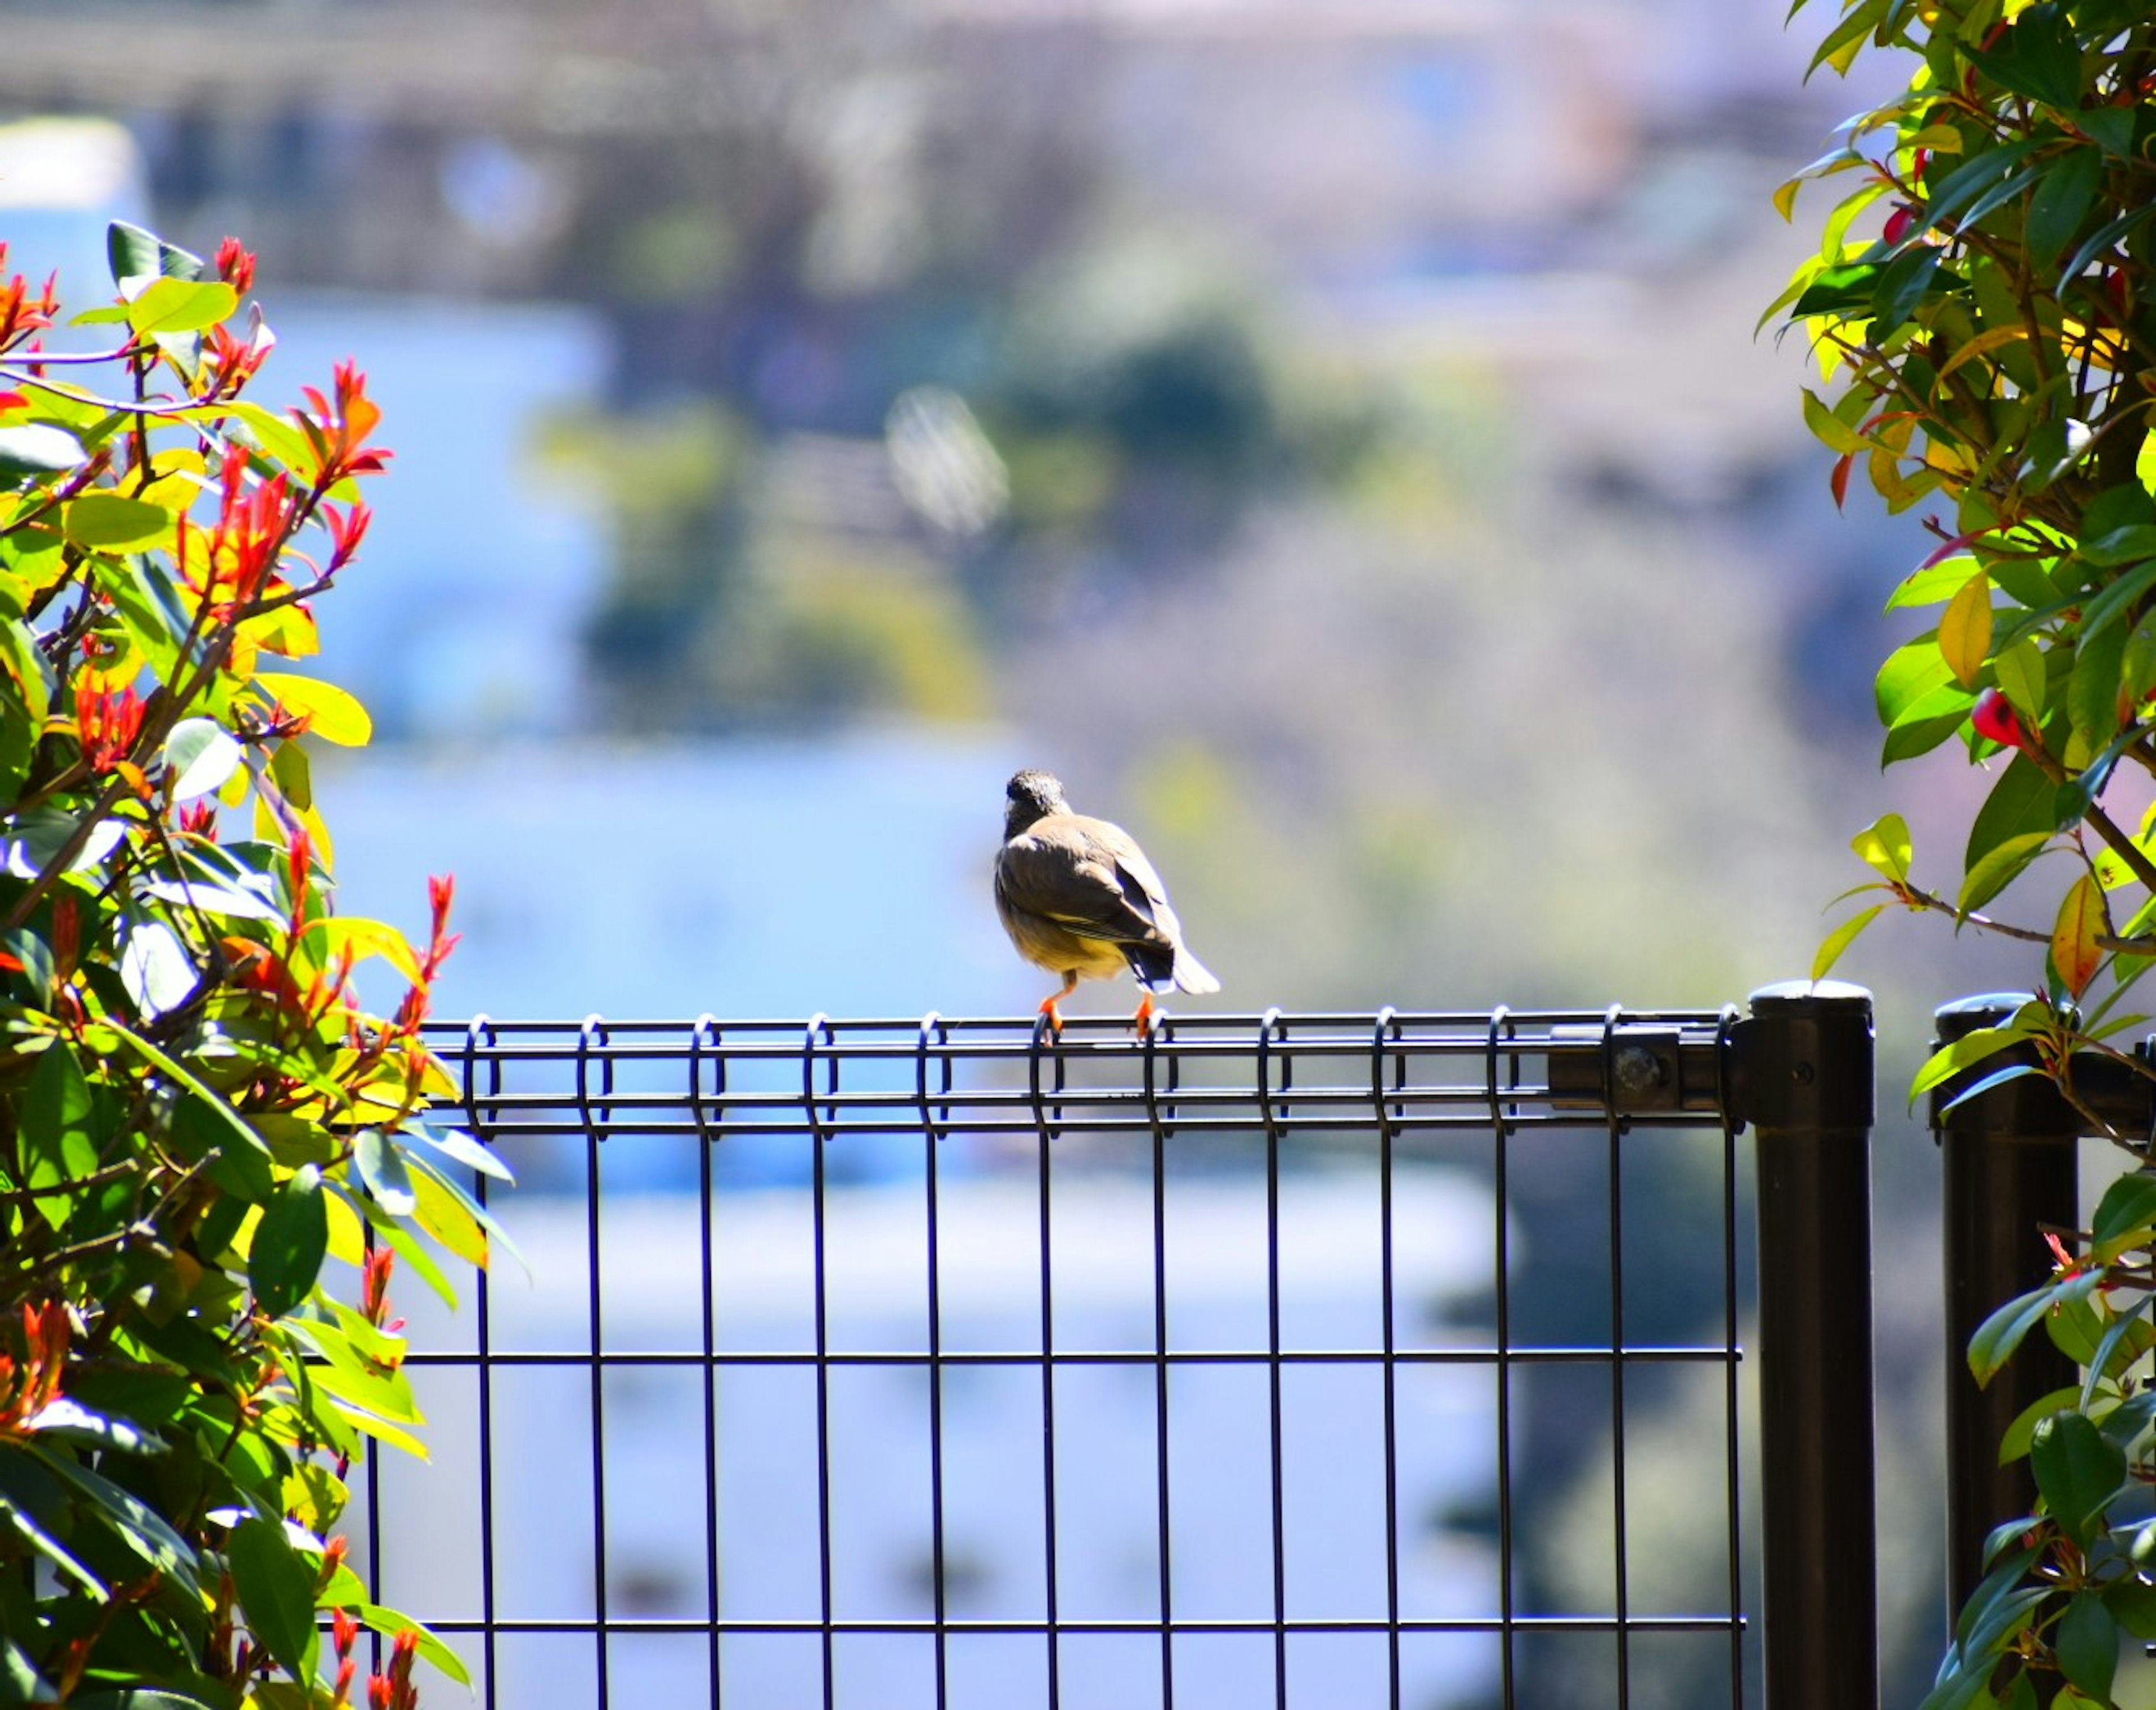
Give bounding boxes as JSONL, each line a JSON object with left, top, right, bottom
{"left": 1004, "top": 769, "right": 1067, "bottom": 839}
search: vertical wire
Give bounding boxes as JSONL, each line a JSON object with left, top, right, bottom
{"left": 1715, "top": 1007, "right": 1747, "bottom": 1708}
{"left": 575, "top": 1016, "right": 613, "bottom": 1710}
{"left": 464, "top": 1017, "right": 501, "bottom": 1710}
{"left": 804, "top": 1017, "right": 838, "bottom": 1710}
{"left": 1371, "top": 1010, "right": 1404, "bottom": 1710}
{"left": 692, "top": 1017, "right": 724, "bottom": 1708}
{"left": 916, "top": 1014, "right": 953, "bottom": 1710}
{"left": 1600, "top": 1008, "right": 1631, "bottom": 1710}
{"left": 1026, "top": 1013, "right": 1065, "bottom": 1710}
{"left": 1257, "top": 1010, "right": 1290, "bottom": 1709}
{"left": 1141, "top": 1013, "right": 1177, "bottom": 1710}
{"left": 1483, "top": 1011, "right": 1518, "bottom": 1710}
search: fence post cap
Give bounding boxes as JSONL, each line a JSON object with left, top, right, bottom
{"left": 1747, "top": 979, "right": 1874, "bottom": 1009}
{"left": 1933, "top": 993, "right": 2039, "bottom": 1039}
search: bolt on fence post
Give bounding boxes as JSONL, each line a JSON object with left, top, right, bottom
{"left": 1929, "top": 994, "right": 2081, "bottom": 1614}
{"left": 1736, "top": 980, "right": 1878, "bottom": 1710}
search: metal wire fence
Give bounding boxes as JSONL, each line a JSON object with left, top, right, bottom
{"left": 332, "top": 994, "right": 1877, "bottom": 1710}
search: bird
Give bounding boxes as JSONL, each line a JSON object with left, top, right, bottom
{"left": 994, "top": 769, "right": 1219, "bottom": 1035}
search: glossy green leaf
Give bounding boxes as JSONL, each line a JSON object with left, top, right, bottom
{"left": 22, "top": 1044, "right": 100, "bottom": 1231}
{"left": 2104, "top": 1574, "right": 2156, "bottom": 1640}
{"left": 353, "top": 1128, "right": 418, "bottom": 1216}
{"left": 1968, "top": 1274, "right": 2095, "bottom": 1386}
{"left": 1999, "top": 1384, "right": 2086, "bottom": 1463}
{"left": 162, "top": 719, "right": 243, "bottom": 804}
{"left": 2027, "top": 147, "right": 2103, "bottom": 267}
{"left": 343, "top": 1605, "right": 471, "bottom": 1688}
{"left": 399, "top": 1119, "right": 515, "bottom": 1184}
{"left": 0, "top": 424, "right": 87, "bottom": 480}
{"left": 1992, "top": 637, "right": 2045, "bottom": 726}
{"left": 2054, "top": 1590, "right": 2118, "bottom": 1703}
{"left": 250, "top": 1166, "right": 327, "bottom": 1319}
{"left": 106, "top": 220, "right": 203, "bottom": 292}
{"left": 1877, "top": 632, "right": 1956, "bottom": 726}
{"left": 1966, "top": 756, "right": 2057, "bottom": 879}
{"left": 227, "top": 1515, "right": 318, "bottom": 1681}
{"left": 29, "top": 1444, "right": 203, "bottom": 1599}
{"left": 1958, "top": 831, "right": 2052, "bottom": 915}
{"left": 2032, "top": 1408, "right": 2127, "bottom": 1546}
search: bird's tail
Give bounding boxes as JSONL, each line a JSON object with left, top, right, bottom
{"left": 1171, "top": 950, "right": 1219, "bottom": 995}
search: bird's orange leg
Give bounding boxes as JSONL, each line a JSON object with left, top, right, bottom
{"left": 1131, "top": 990, "right": 1155, "bottom": 1036}
{"left": 1038, "top": 971, "right": 1079, "bottom": 1036}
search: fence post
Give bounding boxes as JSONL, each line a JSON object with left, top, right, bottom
{"left": 1736, "top": 980, "right": 1878, "bottom": 1710}
{"left": 1928, "top": 994, "right": 2082, "bottom": 1612}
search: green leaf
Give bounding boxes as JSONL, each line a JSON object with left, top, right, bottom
{"left": 250, "top": 1166, "right": 327, "bottom": 1319}
{"left": 2103, "top": 1574, "right": 2156, "bottom": 1640}
{"left": 107, "top": 221, "right": 204, "bottom": 292}
{"left": 353, "top": 1128, "right": 417, "bottom": 1216}
{"left": 0, "top": 424, "right": 87, "bottom": 481}
{"left": 1962, "top": 6, "right": 2084, "bottom": 112}
{"left": 2093, "top": 1173, "right": 2156, "bottom": 1250}
{"left": 0, "top": 1636, "right": 54, "bottom": 1704}
{"left": 2081, "top": 524, "right": 2156, "bottom": 568}
{"left": 227, "top": 1515, "right": 319, "bottom": 1681}
{"left": 62, "top": 493, "right": 168, "bottom": 551}
{"left": 2026, "top": 146, "right": 2102, "bottom": 268}
{"left": 1994, "top": 636, "right": 2047, "bottom": 726}
{"left": 22, "top": 1044, "right": 101, "bottom": 1231}
{"left": 1814, "top": 903, "right": 1886, "bottom": 981}
{"left": 340, "top": 1606, "right": 470, "bottom": 1689}
{"left": 1959, "top": 831, "right": 2052, "bottom": 915}
{"left": 1966, "top": 755, "right": 2058, "bottom": 879}
{"left": 1878, "top": 632, "right": 1956, "bottom": 726}
{"left": 123, "top": 278, "right": 236, "bottom": 339}
{"left": 25, "top": 1443, "right": 203, "bottom": 1599}
{"left": 1968, "top": 1275, "right": 2092, "bottom": 1386}
{"left": 399, "top": 1119, "right": 514, "bottom": 1184}
{"left": 2054, "top": 1590, "right": 2118, "bottom": 1704}
{"left": 2059, "top": 203, "right": 2156, "bottom": 293}
{"left": 1901, "top": 138, "right": 2047, "bottom": 249}
{"left": 2031, "top": 1409, "right": 2127, "bottom": 1546}
{"left": 162, "top": 719, "right": 243, "bottom": 804}
{"left": 2000, "top": 1384, "right": 2086, "bottom": 1462}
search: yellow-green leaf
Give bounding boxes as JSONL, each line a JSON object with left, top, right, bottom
{"left": 1939, "top": 570, "right": 1993, "bottom": 687}
{"left": 1801, "top": 387, "right": 1870, "bottom": 455}
{"left": 1814, "top": 903, "right": 1886, "bottom": 981}
{"left": 124, "top": 277, "right": 236, "bottom": 337}
{"left": 63, "top": 493, "right": 170, "bottom": 551}
{"left": 305, "top": 917, "right": 424, "bottom": 985}
{"left": 1851, "top": 812, "right": 1913, "bottom": 884}
{"left": 250, "top": 672, "right": 372, "bottom": 747}
{"left": 2053, "top": 875, "right": 2106, "bottom": 1000}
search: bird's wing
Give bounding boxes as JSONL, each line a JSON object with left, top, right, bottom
{"left": 998, "top": 816, "right": 1172, "bottom": 949}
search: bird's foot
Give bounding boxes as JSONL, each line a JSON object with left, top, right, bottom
{"left": 1035, "top": 994, "right": 1065, "bottom": 1037}
{"left": 1130, "top": 992, "right": 1155, "bottom": 1037}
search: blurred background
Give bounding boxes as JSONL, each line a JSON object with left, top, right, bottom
{"left": 0, "top": 0, "right": 2096, "bottom": 1703}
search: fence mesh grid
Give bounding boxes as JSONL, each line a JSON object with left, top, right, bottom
{"left": 348, "top": 1009, "right": 1757, "bottom": 1710}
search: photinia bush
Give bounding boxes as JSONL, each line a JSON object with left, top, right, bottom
{"left": 1779, "top": 3, "right": 2156, "bottom": 1704}
{"left": 0, "top": 222, "right": 507, "bottom": 1707}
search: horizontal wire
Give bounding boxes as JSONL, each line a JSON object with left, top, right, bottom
{"left": 391, "top": 1615, "right": 1747, "bottom": 1638}
{"left": 395, "top": 1345, "right": 1738, "bottom": 1368}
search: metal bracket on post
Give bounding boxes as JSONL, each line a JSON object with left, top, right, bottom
{"left": 1929, "top": 994, "right": 2083, "bottom": 1615}
{"left": 1725, "top": 980, "right": 1878, "bottom": 1710}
